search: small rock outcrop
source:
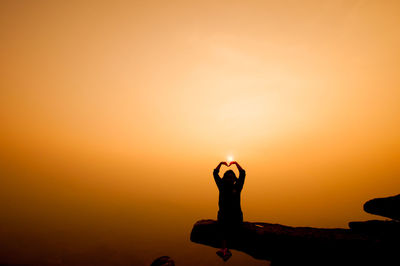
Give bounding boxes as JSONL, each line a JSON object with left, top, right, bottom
{"left": 349, "top": 194, "right": 400, "bottom": 238}
{"left": 363, "top": 194, "right": 400, "bottom": 220}
{"left": 151, "top": 256, "right": 175, "bottom": 266}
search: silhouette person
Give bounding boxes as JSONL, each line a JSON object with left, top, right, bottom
{"left": 213, "top": 161, "right": 246, "bottom": 261}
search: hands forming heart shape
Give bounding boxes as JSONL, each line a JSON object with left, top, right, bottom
{"left": 220, "top": 161, "right": 237, "bottom": 167}
{"left": 215, "top": 161, "right": 244, "bottom": 172}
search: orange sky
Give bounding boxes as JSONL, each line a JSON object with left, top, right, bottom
{"left": 1, "top": 1, "right": 400, "bottom": 252}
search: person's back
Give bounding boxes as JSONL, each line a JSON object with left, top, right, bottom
{"left": 213, "top": 161, "right": 246, "bottom": 225}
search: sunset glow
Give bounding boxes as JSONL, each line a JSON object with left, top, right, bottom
{"left": 1, "top": 0, "right": 400, "bottom": 265}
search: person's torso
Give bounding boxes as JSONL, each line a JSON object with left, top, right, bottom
{"left": 218, "top": 184, "right": 242, "bottom": 213}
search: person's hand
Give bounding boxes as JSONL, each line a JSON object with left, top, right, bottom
{"left": 229, "top": 161, "right": 244, "bottom": 172}
{"left": 215, "top": 161, "right": 228, "bottom": 173}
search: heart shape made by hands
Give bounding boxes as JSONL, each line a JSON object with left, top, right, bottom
{"left": 225, "top": 161, "right": 236, "bottom": 167}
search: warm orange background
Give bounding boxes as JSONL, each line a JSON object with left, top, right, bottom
{"left": 1, "top": 0, "right": 400, "bottom": 264}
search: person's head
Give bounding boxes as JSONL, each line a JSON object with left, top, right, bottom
{"left": 222, "top": 170, "right": 237, "bottom": 185}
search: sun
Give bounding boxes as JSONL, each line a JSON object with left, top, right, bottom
{"left": 227, "top": 155, "right": 234, "bottom": 164}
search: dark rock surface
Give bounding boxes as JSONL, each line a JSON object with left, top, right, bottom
{"left": 151, "top": 256, "right": 175, "bottom": 266}
{"left": 363, "top": 194, "right": 400, "bottom": 220}
{"left": 190, "top": 219, "right": 399, "bottom": 266}
{"left": 349, "top": 219, "right": 400, "bottom": 235}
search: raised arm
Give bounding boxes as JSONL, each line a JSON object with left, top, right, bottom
{"left": 229, "top": 161, "right": 246, "bottom": 189}
{"left": 213, "top": 161, "right": 227, "bottom": 187}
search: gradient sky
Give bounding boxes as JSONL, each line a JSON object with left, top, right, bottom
{"left": 1, "top": 0, "right": 400, "bottom": 264}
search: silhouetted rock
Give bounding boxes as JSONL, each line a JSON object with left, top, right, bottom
{"left": 151, "top": 256, "right": 174, "bottom": 266}
{"left": 349, "top": 219, "right": 400, "bottom": 236}
{"left": 190, "top": 219, "right": 399, "bottom": 266}
{"left": 363, "top": 194, "right": 400, "bottom": 220}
